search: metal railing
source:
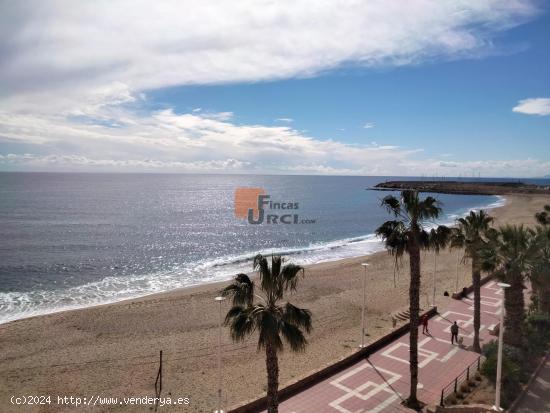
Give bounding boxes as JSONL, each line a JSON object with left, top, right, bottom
{"left": 440, "top": 356, "right": 483, "bottom": 406}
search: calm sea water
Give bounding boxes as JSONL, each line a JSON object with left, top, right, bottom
{"left": 0, "top": 173, "right": 506, "bottom": 323}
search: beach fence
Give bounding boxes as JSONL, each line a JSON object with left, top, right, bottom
{"left": 439, "top": 355, "right": 482, "bottom": 406}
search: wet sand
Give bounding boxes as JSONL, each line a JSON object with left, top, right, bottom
{"left": 1, "top": 194, "right": 548, "bottom": 413}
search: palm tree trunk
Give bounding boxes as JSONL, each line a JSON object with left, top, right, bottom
{"left": 471, "top": 258, "right": 481, "bottom": 353}
{"left": 530, "top": 280, "right": 541, "bottom": 313}
{"left": 503, "top": 273, "right": 525, "bottom": 348}
{"left": 265, "top": 341, "right": 279, "bottom": 413}
{"left": 406, "top": 241, "right": 421, "bottom": 409}
{"left": 534, "top": 279, "right": 550, "bottom": 314}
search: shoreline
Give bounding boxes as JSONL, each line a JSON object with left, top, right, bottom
{"left": 0, "top": 194, "right": 506, "bottom": 326}
{"left": 1, "top": 193, "right": 548, "bottom": 413}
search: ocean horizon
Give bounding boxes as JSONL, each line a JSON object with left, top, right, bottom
{"left": 0, "top": 172, "right": 512, "bottom": 324}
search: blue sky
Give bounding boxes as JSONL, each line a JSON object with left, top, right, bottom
{"left": 149, "top": 14, "right": 550, "bottom": 161}
{"left": 0, "top": 1, "right": 549, "bottom": 176}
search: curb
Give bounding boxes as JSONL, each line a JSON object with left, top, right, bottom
{"left": 451, "top": 275, "right": 493, "bottom": 300}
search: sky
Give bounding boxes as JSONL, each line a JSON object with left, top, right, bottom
{"left": 0, "top": 0, "right": 549, "bottom": 177}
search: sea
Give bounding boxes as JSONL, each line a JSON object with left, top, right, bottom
{"left": 0, "top": 173, "right": 515, "bottom": 324}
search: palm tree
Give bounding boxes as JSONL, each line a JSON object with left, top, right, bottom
{"left": 375, "top": 190, "right": 446, "bottom": 409}
{"left": 481, "top": 225, "right": 537, "bottom": 348}
{"left": 530, "top": 226, "right": 550, "bottom": 314}
{"left": 449, "top": 210, "right": 494, "bottom": 353}
{"left": 222, "top": 254, "right": 312, "bottom": 413}
{"left": 530, "top": 205, "right": 550, "bottom": 314}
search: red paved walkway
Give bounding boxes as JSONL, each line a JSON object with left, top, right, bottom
{"left": 270, "top": 281, "right": 503, "bottom": 413}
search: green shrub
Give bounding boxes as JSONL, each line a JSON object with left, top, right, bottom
{"left": 481, "top": 342, "right": 523, "bottom": 407}
{"left": 446, "top": 394, "right": 457, "bottom": 405}
{"left": 481, "top": 341, "right": 498, "bottom": 359}
{"left": 479, "top": 317, "right": 549, "bottom": 408}
{"left": 525, "top": 314, "right": 550, "bottom": 355}
{"left": 527, "top": 312, "right": 550, "bottom": 332}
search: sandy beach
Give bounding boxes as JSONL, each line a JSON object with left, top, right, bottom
{"left": 1, "top": 194, "right": 548, "bottom": 413}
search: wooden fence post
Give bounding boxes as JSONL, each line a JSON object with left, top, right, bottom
{"left": 155, "top": 350, "right": 163, "bottom": 412}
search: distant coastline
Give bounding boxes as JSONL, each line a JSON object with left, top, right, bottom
{"left": 371, "top": 180, "right": 550, "bottom": 196}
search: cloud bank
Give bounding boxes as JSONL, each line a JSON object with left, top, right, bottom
{"left": 1, "top": 0, "right": 539, "bottom": 106}
{"left": 0, "top": 0, "right": 546, "bottom": 177}
{"left": 0, "top": 89, "right": 424, "bottom": 174}
{"left": 1, "top": 90, "right": 548, "bottom": 177}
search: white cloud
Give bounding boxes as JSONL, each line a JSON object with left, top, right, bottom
{"left": 439, "top": 161, "right": 459, "bottom": 167}
{"left": 0, "top": 0, "right": 539, "bottom": 108}
{"left": 0, "top": 154, "right": 250, "bottom": 171}
{"left": 363, "top": 122, "right": 376, "bottom": 129}
{"left": 0, "top": 92, "right": 431, "bottom": 173}
{"left": 275, "top": 118, "right": 294, "bottom": 123}
{"left": 201, "top": 111, "right": 234, "bottom": 121}
{"left": 2, "top": 150, "right": 548, "bottom": 177}
{"left": 512, "top": 98, "right": 550, "bottom": 116}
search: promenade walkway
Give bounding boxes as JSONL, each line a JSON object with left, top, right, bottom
{"left": 270, "top": 280, "right": 504, "bottom": 412}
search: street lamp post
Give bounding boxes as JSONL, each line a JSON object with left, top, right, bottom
{"left": 432, "top": 252, "right": 437, "bottom": 307}
{"left": 455, "top": 251, "right": 460, "bottom": 293}
{"left": 360, "top": 263, "right": 369, "bottom": 348}
{"left": 214, "top": 296, "right": 226, "bottom": 413}
{"left": 494, "top": 282, "right": 510, "bottom": 411}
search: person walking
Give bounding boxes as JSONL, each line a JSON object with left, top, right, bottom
{"left": 451, "top": 321, "right": 459, "bottom": 344}
{"left": 421, "top": 314, "right": 429, "bottom": 334}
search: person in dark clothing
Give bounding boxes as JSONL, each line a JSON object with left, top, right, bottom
{"left": 451, "top": 321, "right": 459, "bottom": 344}
{"left": 421, "top": 314, "right": 429, "bottom": 334}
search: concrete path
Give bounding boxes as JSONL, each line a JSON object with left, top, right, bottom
{"left": 269, "top": 281, "right": 504, "bottom": 412}
{"left": 514, "top": 355, "right": 550, "bottom": 413}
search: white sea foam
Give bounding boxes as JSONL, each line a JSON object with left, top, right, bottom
{"left": 0, "top": 195, "right": 506, "bottom": 324}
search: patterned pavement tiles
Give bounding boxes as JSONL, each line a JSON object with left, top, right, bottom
{"left": 266, "top": 280, "right": 503, "bottom": 413}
